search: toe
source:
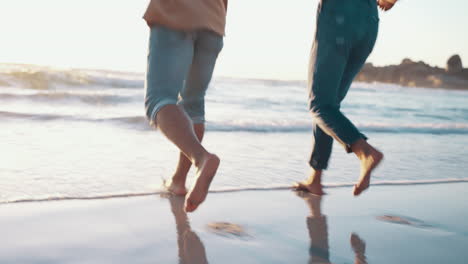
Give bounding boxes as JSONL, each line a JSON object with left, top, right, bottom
{"left": 292, "top": 182, "right": 304, "bottom": 190}
{"left": 353, "top": 185, "right": 361, "bottom": 196}
{"left": 293, "top": 182, "right": 311, "bottom": 192}
{"left": 353, "top": 184, "right": 368, "bottom": 196}
{"left": 184, "top": 199, "right": 198, "bottom": 213}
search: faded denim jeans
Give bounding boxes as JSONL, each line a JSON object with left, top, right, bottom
{"left": 308, "top": 0, "right": 379, "bottom": 170}
{"left": 145, "top": 25, "right": 224, "bottom": 125}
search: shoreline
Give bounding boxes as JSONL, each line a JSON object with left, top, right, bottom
{"left": 2, "top": 177, "right": 468, "bottom": 206}
{"left": 2, "top": 182, "right": 468, "bottom": 263}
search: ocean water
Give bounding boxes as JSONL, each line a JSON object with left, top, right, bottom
{"left": 1, "top": 64, "right": 467, "bottom": 203}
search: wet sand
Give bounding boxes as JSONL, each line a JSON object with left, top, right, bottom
{"left": 1, "top": 183, "right": 467, "bottom": 264}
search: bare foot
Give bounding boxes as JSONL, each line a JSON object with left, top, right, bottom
{"left": 185, "top": 153, "right": 220, "bottom": 212}
{"left": 163, "top": 179, "right": 188, "bottom": 196}
{"left": 293, "top": 182, "right": 326, "bottom": 196}
{"left": 293, "top": 170, "right": 325, "bottom": 196}
{"left": 353, "top": 149, "right": 383, "bottom": 196}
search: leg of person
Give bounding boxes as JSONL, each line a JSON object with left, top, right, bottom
{"left": 309, "top": 46, "right": 366, "bottom": 154}
{"left": 179, "top": 30, "right": 224, "bottom": 212}
{"left": 297, "top": 1, "right": 353, "bottom": 194}
{"left": 309, "top": 0, "right": 376, "bottom": 150}
{"left": 165, "top": 117, "right": 204, "bottom": 196}
{"left": 336, "top": 6, "right": 383, "bottom": 196}
{"left": 294, "top": 125, "right": 332, "bottom": 195}
{"left": 145, "top": 26, "right": 215, "bottom": 205}
{"left": 157, "top": 105, "right": 217, "bottom": 204}
{"left": 308, "top": 0, "right": 384, "bottom": 197}
{"left": 294, "top": 3, "right": 338, "bottom": 195}
{"left": 308, "top": 2, "right": 365, "bottom": 149}
{"left": 339, "top": 61, "right": 383, "bottom": 195}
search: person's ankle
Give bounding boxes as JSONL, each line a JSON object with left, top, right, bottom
{"left": 169, "top": 176, "right": 186, "bottom": 186}
{"left": 351, "top": 139, "right": 371, "bottom": 159}
{"left": 192, "top": 150, "right": 212, "bottom": 168}
{"left": 308, "top": 170, "right": 322, "bottom": 184}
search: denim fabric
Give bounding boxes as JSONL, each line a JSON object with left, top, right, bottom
{"left": 145, "top": 25, "right": 223, "bottom": 125}
{"left": 308, "top": 0, "right": 379, "bottom": 170}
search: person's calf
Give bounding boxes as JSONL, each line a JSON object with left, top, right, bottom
{"left": 167, "top": 122, "right": 206, "bottom": 196}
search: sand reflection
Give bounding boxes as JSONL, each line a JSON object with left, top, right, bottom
{"left": 296, "top": 192, "right": 368, "bottom": 264}
{"left": 167, "top": 195, "right": 209, "bottom": 264}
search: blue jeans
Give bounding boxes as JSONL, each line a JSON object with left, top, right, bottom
{"left": 145, "top": 26, "right": 224, "bottom": 125}
{"left": 308, "top": 0, "right": 379, "bottom": 170}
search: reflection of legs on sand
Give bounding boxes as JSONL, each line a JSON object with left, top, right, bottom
{"left": 296, "top": 192, "right": 331, "bottom": 264}
{"left": 297, "top": 192, "right": 369, "bottom": 263}
{"left": 168, "top": 195, "right": 209, "bottom": 264}
{"left": 350, "top": 233, "right": 368, "bottom": 264}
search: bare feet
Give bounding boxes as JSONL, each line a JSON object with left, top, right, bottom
{"left": 163, "top": 178, "right": 188, "bottom": 196}
{"left": 293, "top": 169, "right": 326, "bottom": 196}
{"left": 293, "top": 182, "right": 326, "bottom": 196}
{"left": 353, "top": 146, "right": 383, "bottom": 196}
{"left": 185, "top": 153, "right": 220, "bottom": 213}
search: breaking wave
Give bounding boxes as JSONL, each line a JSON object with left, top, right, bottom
{"left": 0, "top": 63, "right": 143, "bottom": 89}
{"left": 1, "top": 110, "right": 468, "bottom": 135}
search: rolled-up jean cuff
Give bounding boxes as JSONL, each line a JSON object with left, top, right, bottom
{"left": 148, "top": 99, "right": 178, "bottom": 126}
{"left": 344, "top": 133, "right": 368, "bottom": 153}
{"left": 309, "top": 159, "right": 328, "bottom": 170}
{"left": 190, "top": 116, "right": 205, "bottom": 124}
{"left": 177, "top": 103, "right": 205, "bottom": 124}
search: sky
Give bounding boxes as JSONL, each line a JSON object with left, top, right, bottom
{"left": 0, "top": 0, "right": 467, "bottom": 80}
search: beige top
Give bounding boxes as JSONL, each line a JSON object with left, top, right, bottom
{"left": 143, "top": 0, "right": 228, "bottom": 36}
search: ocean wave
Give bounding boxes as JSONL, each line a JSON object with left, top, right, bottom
{"left": 0, "top": 91, "right": 139, "bottom": 105}
{"left": 207, "top": 121, "right": 468, "bottom": 134}
{"left": 0, "top": 111, "right": 65, "bottom": 121}
{"left": 216, "top": 76, "right": 306, "bottom": 88}
{"left": 0, "top": 111, "right": 148, "bottom": 125}
{"left": 0, "top": 63, "right": 143, "bottom": 90}
{"left": 1, "top": 178, "right": 467, "bottom": 205}
{"left": 1, "top": 111, "right": 468, "bottom": 135}
{"left": 0, "top": 64, "right": 309, "bottom": 91}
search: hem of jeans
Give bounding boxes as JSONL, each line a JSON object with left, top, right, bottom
{"left": 190, "top": 116, "right": 205, "bottom": 124}
{"left": 148, "top": 100, "right": 178, "bottom": 127}
{"left": 177, "top": 104, "right": 206, "bottom": 124}
{"left": 309, "top": 160, "right": 328, "bottom": 171}
{"left": 344, "top": 133, "right": 368, "bottom": 153}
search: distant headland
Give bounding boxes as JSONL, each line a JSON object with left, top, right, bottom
{"left": 356, "top": 55, "right": 468, "bottom": 90}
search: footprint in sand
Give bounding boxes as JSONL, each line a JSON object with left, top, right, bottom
{"left": 376, "top": 215, "right": 432, "bottom": 228}
{"left": 207, "top": 222, "right": 250, "bottom": 238}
